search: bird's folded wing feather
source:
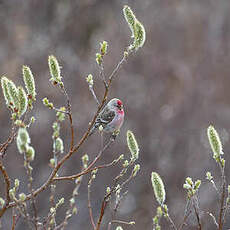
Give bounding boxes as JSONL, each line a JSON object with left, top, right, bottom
{"left": 98, "top": 107, "right": 115, "bottom": 124}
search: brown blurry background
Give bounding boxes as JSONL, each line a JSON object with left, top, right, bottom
{"left": 1, "top": 0, "right": 230, "bottom": 229}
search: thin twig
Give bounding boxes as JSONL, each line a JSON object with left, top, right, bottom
{"left": 95, "top": 198, "right": 108, "bottom": 230}
{"left": 14, "top": 199, "right": 33, "bottom": 229}
{"left": 166, "top": 214, "right": 177, "bottom": 230}
{"left": 218, "top": 165, "right": 226, "bottom": 230}
{"left": 178, "top": 200, "right": 192, "bottom": 230}
{"left": 11, "top": 208, "right": 16, "bottom": 230}
{"left": 54, "top": 153, "right": 121, "bottom": 182}
{"left": 192, "top": 196, "right": 202, "bottom": 230}
{"left": 53, "top": 107, "right": 69, "bottom": 115}
{"left": 98, "top": 63, "right": 107, "bottom": 88}
{"left": 61, "top": 85, "right": 75, "bottom": 151}
{"left": 0, "top": 160, "right": 11, "bottom": 208}
{"left": 206, "top": 212, "right": 218, "bottom": 228}
{"left": 24, "top": 157, "right": 38, "bottom": 229}
{"left": 88, "top": 177, "right": 96, "bottom": 230}
{"left": 108, "top": 219, "right": 135, "bottom": 230}
{"left": 89, "top": 86, "right": 100, "bottom": 105}
{"left": 0, "top": 126, "right": 17, "bottom": 157}
{"left": 222, "top": 202, "right": 230, "bottom": 225}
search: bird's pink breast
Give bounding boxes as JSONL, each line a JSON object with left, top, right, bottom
{"left": 118, "top": 110, "right": 124, "bottom": 115}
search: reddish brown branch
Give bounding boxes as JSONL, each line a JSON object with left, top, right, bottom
{"left": 54, "top": 139, "right": 116, "bottom": 182}
{"left": 0, "top": 160, "right": 11, "bottom": 205}
{"left": 88, "top": 181, "right": 96, "bottom": 230}
{"left": 0, "top": 128, "right": 17, "bottom": 157}
{"left": 61, "top": 86, "right": 75, "bottom": 151}
{"left": 218, "top": 168, "right": 226, "bottom": 230}
{"left": 96, "top": 199, "right": 108, "bottom": 230}
{"left": 192, "top": 197, "right": 201, "bottom": 230}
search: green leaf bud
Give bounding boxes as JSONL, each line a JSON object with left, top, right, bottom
{"left": 56, "top": 107, "right": 66, "bottom": 121}
{"left": 106, "top": 187, "right": 111, "bottom": 194}
{"left": 206, "top": 172, "right": 213, "bottom": 181}
{"left": 72, "top": 207, "right": 77, "bottom": 215}
{"left": 226, "top": 197, "right": 230, "bottom": 205}
{"left": 48, "top": 55, "right": 62, "bottom": 83}
{"left": 118, "top": 154, "right": 124, "bottom": 161}
{"left": 207, "top": 125, "right": 223, "bottom": 156}
{"left": 157, "top": 206, "right": 163, "bottom": 218}
{"left": 221, "top": 158, "right": 225, "bottom": 168}
{"left": 7, "top": 80, "right": 19, "bottom": 110}
{"left": 49, "top": 218, "right": 55, "bottom": 225}
{"left": 151, "top": 172, "right": 166, "bottom": 205}
{"left": 11, "top": 113, "right": 17, "bottom": 120}
{"left": 0, "top": 197, "right": 5, "bottom": 208}
{"left": 123, "top": 5, "right": 136, "bottom": 38}
{"left": 17, "top": 127, "right": 30, "bottom": 153}
{"left": 115, "top": 184, "right": 121, "bottom": 198}
{"left": 156, "top": 224, "right": 161, "bottom": 230}
{"left": 42, "top": 97, "right": 49, "bottom": 106}
{"left": 96, "top": 53, "right": 102, "bottom": 65}
{"left": 18, "top": 86, "right": 28, "bottom": 117}
{"left": 14, "top": 179, "right": 20, "bottom": 188}
{"left": 50, "top": 207, "right": 56, "bottom": 214}
{"left": 92, "top": 169, "right": 98, "bottom": 175}
{"left": 183, "top": 183, "right": 191, "bottom": 190}
{"left": 185, "top": 177, "right": 193, "bottom": 186}
{"left": 162, "top": 204, "right": 168, "bottom": 215}
{"left": 82, "top": 154, "right": 89, "bottom": 168}
{"left": 9, "top": 189, "right": 16, "bottom": 200}
{"left": 14, "top": 119, "right": 23, "bottom": 126}
{"left": 22, "top": 65, "right": 36, "bottom": 100}
{"left": 1, "top": 76, "right": 12, "bottom": 107}
{"left": 50, "top": 158, "right": 55, "bottom": 168}
{"left": 153, "top": 216, "right": 159, "bottom": 225}
{"left": 132, "top": 164, "right": 140, "bottom": 177}
{"left": 194, "top": 180, "right": 201, "bottom": 190}
{"left": 18, "top": 127, "right": 30, "bottom": 145}
{"left": 86, "top": 74, "right": 94, "bottom": 86}
{"left": 98, "top": 125, "right": 103, "bottom": 132}
{"left": 129, "top": 221, "right": 135, "bottom": 225}
{"left": 69, "top": 198, "right": 75, "bottom": 205}
{"left": 53, "top": 137, "right": 64, "bottom": 153}
{"left": 52, "top": 122, "right": 60, "bottom": 131}
{"left": 58, "top": 197, "right": 65, "bottom": 206}
{"left": 133, "top": 20, "right": 146, "bottom": 50}
{"left": 123, "top": 5, "right": 146, "bottom": 51}
{"left": 19, "top": 193, "right": 26, "bottom": 202}
{"left": 26, "top": 146, "right": 35, "bottom": 161}
{"left": 100, "top": 41, "right": 108, "bottom": 55}
{"left": 124, "top": 51, "right": 129, "bottom": 58}
{"left": 127, "top": 130, "right": 139, "bottom": 161}
{"left": 123, "top": 160, "right": 129, "bottom": 168}
{"left": 116, "top": 226, "right": 123, "bottom": 230}
{"left": 30, "top": 116, "right": 36, "bottom": 123}
{"left": 42, "top": 97, "right": 54, "bottom": 109}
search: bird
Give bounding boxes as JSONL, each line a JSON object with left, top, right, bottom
{"left": 89, "top": 98, "right": 125, "bottom": 136}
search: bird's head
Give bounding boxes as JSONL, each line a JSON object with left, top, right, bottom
{"left": 108, "top": 98, "right": 124, "bottom": 111}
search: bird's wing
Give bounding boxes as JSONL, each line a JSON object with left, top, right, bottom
{"left": 97, "top": 107, "right": 115, "bottom": 125}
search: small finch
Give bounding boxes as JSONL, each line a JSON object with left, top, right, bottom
{"left": 89, "top": 98, "right": 125, "bottom": 136}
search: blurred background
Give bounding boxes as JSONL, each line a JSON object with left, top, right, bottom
{"left": 0, "top": 0, "right": 230, "bottom": 229}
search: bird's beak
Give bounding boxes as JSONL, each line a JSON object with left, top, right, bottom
{"left": 119, "top": 104, "right": 123, "bottom": 110}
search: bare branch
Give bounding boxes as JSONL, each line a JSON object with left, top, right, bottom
{"left": 0, "top": 160, "right": 11, "bottom": 208}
